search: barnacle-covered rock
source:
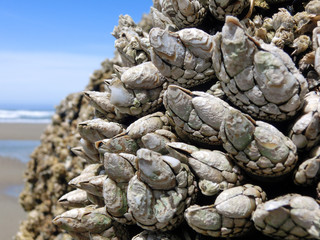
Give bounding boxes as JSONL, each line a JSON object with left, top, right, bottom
{"left": 132, "top": 230, "right": 181, "bottom": 240}
{"left": 185, "top": 184, "right": 266, "bottom": 237}
{"left": 112, "top": 15, "right": 150, "bottom": 67}
{"left": 37, "top": 1, "right": 320, "bottom": 240}
{"left": 60, "top": 142, "right": 197, "bottom": 231}
{"left": 164, "top": 85, "right": 231, "bottom": 146}
{"left": 97, "top": 112, "right": 175, "bottom": 155}
{"left": 68, "top": 164, "right": 106, "bottom": 201}
{"left": 126, "top": 112, "right": 171, "bottom": 140}
{"left": 252, "top": 194, "right": 320, "bottom": 239}
{"left": 68, "top": 164, "right": 104, "bottom": 188}
{"left": 83, "top": 91, "right": 125, "bottom": 122}
{"left": 141, "top": 129, "right": 178, "bottom": 155}
{"left": 97, "top": 134, "right": 139, "bottom": 155}
{"left": 72, "top": 141, "right": 100, "bottom": 164}
{"left": 208, "top": 0, "right": 250, "bottom": 21}
{"left": 154, "top": 0, "right": 208, "bottom": 29}
{"left": 289, "top": 91, "right": 320, "bottom": 151}
{"left": 294, "top": 153, "right": 320, "bottom": 186}
{"left": 149, "top": 27, "right": 216, "bottom": 88}
{"left": 253, "top": 16, "right": 274, "bottom": 43}
{"left": 73, "top": 119, "right": 126, "bottom": 164}
{"left": 313, "top": 22, "right": 320, "bottom": 76}
{"left": 127, "top": 148, "right": 197, "bottom": 231}
{"left": 252, "top": 7, "right": 315, "bottom": 54}
{"left": 270, "top": 9, "right": 295, "bottom": 48}
{"left": 206, "top": 80, "right": 225, "bottom": 98}
{"left": 306, "top": 0, "right": 320, "bottom": 15}
{"left": 291, "top": 35, "right": 311, "bottom": 56}
{"left": 79, "top": 138, "right": 100, "bottom": 162}
{"left": 58, "top": 189, "right": 91, "bottom": 208}
{"left": 78, "top": 119, "right": 125, "bottom": 144}
{"left": 166, "top": 142, "right": 244, "bottom": 196}
{"left": 150, "top": 7, "right": 179, "bottom": 31}
{"left": 295, "top": 10, "right": 320, "bottom": 37}
{"left": 103, "top": 153, "right": 137, "bottom": 184}
{"left": 213, "top": 16, "right": 308, "bottom": 121}
{"left": 85, "top": 62, "right": 168, "bottom": 120}
{"left": 106, "top": 62, "right": 168, "bottom": 117}
{"left": 16, "top": 57, "right": 119, "bottom": 239}
{"left": 299, "top": 20, "right": 320, "bottom": 89}
{"left": 102, "top": 153, "right": 137, "bottom": 224}
{"left": 294, "top": 145, "right": 320, "bottom": 186}
{"left": 53, "top": 206, "right": 128, "bottom": 240}
{"left": 103, "top": 178, "right": 132, "bottom": 225}
{"left": 264, "top": 0, "right": 287, "bottom": 5}
{"left": 220, "top": 108, "right": 298, "bottom": 178}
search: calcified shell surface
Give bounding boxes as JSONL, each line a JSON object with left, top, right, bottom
{"left": 16, "top": 1, "right": 320, "bottom": 240}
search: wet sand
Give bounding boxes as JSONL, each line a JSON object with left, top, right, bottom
{"left": 0, "top": 156, "right": 27, "bottom": 240}
{"left": 0, "top": 123, "right": 47, "bottom": 140}
{"left": 0, "top": 123, "right": 47, "bottom": 239}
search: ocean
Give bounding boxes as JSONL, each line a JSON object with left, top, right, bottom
{"left": 0, "top": 107, "right": 54, "bottom": 197}
{"left": 0, "top": 108, "right": 54, "bottom": 123}
{"left": 0, "top": 139, "right": 41, "bottom": 163}
{"left": 0, "top": 107, "right": 54, "bottom": 161}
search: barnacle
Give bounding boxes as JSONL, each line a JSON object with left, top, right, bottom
{"left": 18, "top": 1, "right": 320, "bottom": 240}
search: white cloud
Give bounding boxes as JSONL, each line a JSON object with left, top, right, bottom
{"left": 0, "top": 51, "right": 114, "bottom": 108}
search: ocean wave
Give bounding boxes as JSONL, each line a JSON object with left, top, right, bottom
{"left": 0, "top": 109, "right": 54, "bottom": 123}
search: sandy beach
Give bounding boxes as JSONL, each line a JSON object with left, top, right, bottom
{"left": 0, "top": 123, "right": 47, "bottom": 239}
{"left": 0, "top": 123, "right": 48, "bottom": 140}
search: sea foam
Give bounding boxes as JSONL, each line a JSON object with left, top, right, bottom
{"left": 0, "top": 109, "right": 54, "bottom": 123}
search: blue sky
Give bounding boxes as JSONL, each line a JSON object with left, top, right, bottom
{"left": 0, "top": 1, "right": 152, "bottom": 109}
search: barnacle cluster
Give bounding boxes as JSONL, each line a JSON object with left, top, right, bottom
{"left": 15, "top": 59, "right": 118, "bottom": 240}
{"left": 21, "top": 0, "right": 320, "bottom": 239}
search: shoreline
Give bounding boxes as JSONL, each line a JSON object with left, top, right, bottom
{"left": 0, "top": 122, "right": 48, "bottom": 140}
{"left": 0, "top": 156, "right": 28, "bottom": 240}
{"left": 0, "top": 122, "right": 47, "bottom": 239}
